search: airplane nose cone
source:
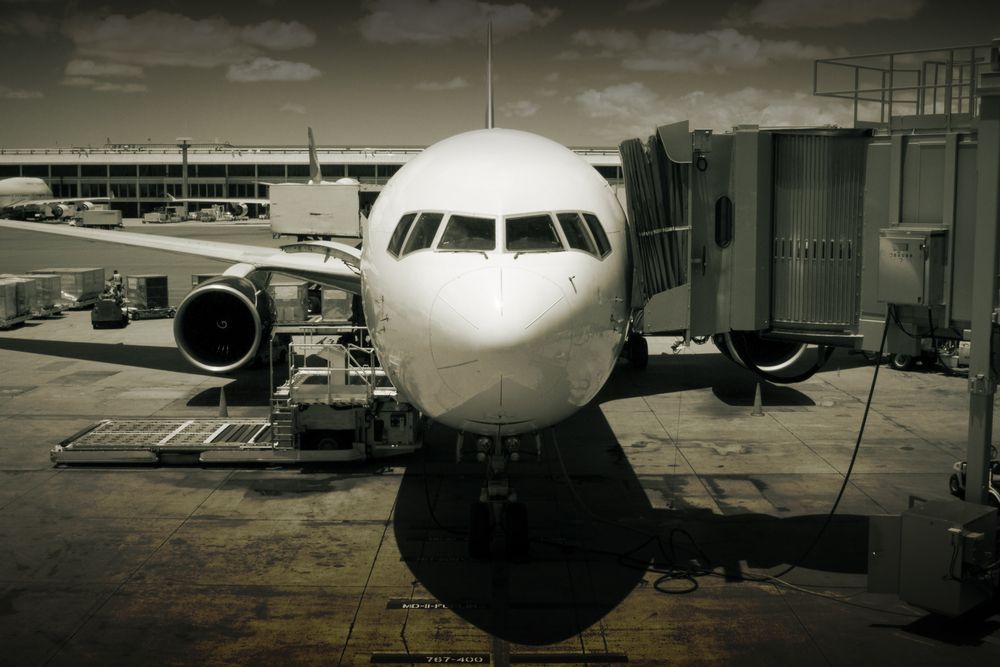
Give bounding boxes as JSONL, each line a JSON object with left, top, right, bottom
{"left": 429, "top": 266, "right": 573, "bottom": 425}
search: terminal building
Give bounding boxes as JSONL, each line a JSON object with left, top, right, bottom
{"left": 0, "top": 141, "right": 623, "bottom": 217}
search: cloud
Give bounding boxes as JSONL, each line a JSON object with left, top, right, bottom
{"left": 60, "top": 76, "right": 97, "bottom": 87}
{"left": 747, "top": 0, "right": 924, "bottom": 28}
{"left": 415, "top": 76, "right": 469, "bottom": 91}
{"left": 0, "top": 85, "right": 44, "bottom": 100}
{"left": 226, "top": 57, "right": 321, "bottom": 82}
{"left": 65, "top": 59, "right": 143, "bottom": 78}
{"left": 625, "top": 0, "right": 665, "bottom": 11}
{"left": 570, "top": 28, "right": 834, "bottom": 73}
{"left": 575, "top": 81, "right": 854, "bottom": 142}
{"left": 0, "top": 11, "right": 53, "bottom": 36}
{"left": 61, "top": 11, "right": 318, "bottom": 77}
{"left": 359, "top": 0, "right": 558, "bottom": 44}
{"left": 60, "top": 76, "right": 147, "bottom": 93}
{"left": 500, "top": 99, "right": 539, "bottom": 117}
{"left": 241, "top": 20, "right": 316, "bottom": 50}
{"left": 280, "top": 102, "right": 307, "bottom": 114}
{"left": 92, "top": 81, "right": 147, "bottom": 93}
{"left": 573, "top": 29, "right": 640, "bottom": 53}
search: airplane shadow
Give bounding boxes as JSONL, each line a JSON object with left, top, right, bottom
{"left": 0, "top": 337, "right": 275, "bottom": 406}
{"left": 604, "top": 347, "right": 878, "bottom": 407}
{"left": 0, "top": 337, "right": 199, "bottom": 375}
{"left": 392, "top": 395, "right": 869, "bottom": 646}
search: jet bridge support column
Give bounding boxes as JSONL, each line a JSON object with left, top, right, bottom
{"left": 966, "top": 39, "right": 1000, "bottom": 505}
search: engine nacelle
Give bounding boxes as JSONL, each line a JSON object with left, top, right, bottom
{"left": 51, "top": 204, "right": 76, "bottom": 219}
{"left": 78, "top": 201, "right": 96, "bottom": 211}
{"left": 173, "top": 276, "right": 272, "bottom": 373}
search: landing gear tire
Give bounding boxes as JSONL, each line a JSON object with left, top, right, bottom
{"left": 891, "top": 353, "right": 914, "bottom": 371}
{"left": 628, "top": 334, "right": 648, "bottom": 370}
{"left": 988, "top": 490, "right": 1000, "bottom": 510}
{"left": 503, "top": 502, "right": 529, "bottom": 561}
{"left": 949, "top": 473, "right": 963, "bottom": 499}
{"left": 469, "top": 502, "right": 492, "bottom": 559}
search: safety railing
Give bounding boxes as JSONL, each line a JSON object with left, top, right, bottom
{"left": 814, "top": 43, "right": 995, "bottom": 128}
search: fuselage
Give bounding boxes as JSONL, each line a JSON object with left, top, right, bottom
{"left": 361, "top": 129, "right": 630, "bottom": 436}
{"left": 0, "top": 177, "right": 52, "bottom": 209}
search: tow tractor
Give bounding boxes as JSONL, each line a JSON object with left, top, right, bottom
{"left": 948, "top": 445, "right": 1000, "bottom": 508}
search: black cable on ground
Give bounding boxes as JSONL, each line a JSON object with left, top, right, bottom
{"left": 760, "top": 307, "right": 891, "bottom": 580}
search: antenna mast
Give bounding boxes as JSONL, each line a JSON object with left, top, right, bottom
{"left": 486, "top": 23, "right": 494, "bottom": 129}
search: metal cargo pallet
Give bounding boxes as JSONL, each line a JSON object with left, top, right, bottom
{"left": 50, "top": 418, "right": 375, "bottom": 465}
{"left": 60, "top": 297, "right": 99, "bottom": 311}
{"left": 0, "top": 314, "right": 31, "bottom": 330}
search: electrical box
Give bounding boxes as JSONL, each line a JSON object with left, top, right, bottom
{"left": 894, "top": 500, "right": 997, "bottom": 616}
{"left": 877, "top": 226, "right": 948, "bottom": 306}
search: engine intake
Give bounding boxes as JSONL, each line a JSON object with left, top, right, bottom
{"left": 173, "top": 276, "right": 272, "bottom": 372}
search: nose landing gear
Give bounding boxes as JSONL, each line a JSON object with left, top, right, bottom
{"left": 462, "top": 433, "right": 536, "bottom": 560}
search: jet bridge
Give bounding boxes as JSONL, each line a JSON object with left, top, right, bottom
{"left": 622, "top": 40, "right": 1000, "bottom": 380}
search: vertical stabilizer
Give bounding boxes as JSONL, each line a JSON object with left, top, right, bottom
{"left": 307, "top": 127, "right": 322, "bottom": 184}
{"left": 486, "top": 23, "right": 494, "bottom": 129}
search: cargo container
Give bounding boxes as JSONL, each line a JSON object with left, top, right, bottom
{"left": 267, "top": 280, "right": 309, "bottom": 323}
{"left": 0, "top": 279, "right": 20, "bottom": 323}
{"left": 126, "top": 274, "right": 169, "bottom": 309}
{"left": 75, "top": 209, "right": 122, "bottom": 228}
{"left": 0, "top": 275, "right": 39, "bottom": 316}
{"left": 12, "top": 273, "right": 61, "bottom": 310}
{"left": 29, "top": 268, "right": 105, "bottom": 303}
{"left": 269, "top": 181, "right": 362, "bottom": 239}
{"left": 321, "top": 288, "right": 352, "bottom": 323}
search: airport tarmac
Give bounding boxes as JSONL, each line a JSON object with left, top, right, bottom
{"left": 1, "top": 224, "right": 1000, "bottom": 665}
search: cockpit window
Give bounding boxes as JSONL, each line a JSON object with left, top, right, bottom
{"left": 387, "top": 213, "right": 416, "bottom": 257}
{"left": 438, "top": 215, "right": 496, "bottom": 251}
{"left": 401, "top": 212, "right": 443, "bottom": 256}
{"left": 505, "top": 214, "right": 564, "bottom": 252}
{"left": 582, "top": 213, "right": 611, "bottom": 257}
{"left": 556, "top": 212, "right": 597, "bottom": 255}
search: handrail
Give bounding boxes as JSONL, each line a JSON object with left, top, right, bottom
{"left": 813, "top": 42, "right": 992, "bottom": 128}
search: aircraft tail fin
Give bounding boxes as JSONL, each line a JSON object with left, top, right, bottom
{"left": 308, "top": 127, "right": 322, "bottom": 184}
{"left": 486, "top": 23, "right": 494, "bottom": 129}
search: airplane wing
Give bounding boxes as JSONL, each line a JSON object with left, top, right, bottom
{"left": 167, "top": 196, "right": 270, "bottom": 206}
{"left": 0, "top": 218, "right": 361, "bottom": 294}
{"left": 7, "top": 197, "right": 112, "bottom": 208}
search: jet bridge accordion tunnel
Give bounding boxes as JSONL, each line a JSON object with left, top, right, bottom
{"left": 620, "top": 40, "right": 1000, "bottom": 380}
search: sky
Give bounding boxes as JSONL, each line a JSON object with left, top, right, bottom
{"left": 0, "top": 0, "right": 996, "bottom": 148}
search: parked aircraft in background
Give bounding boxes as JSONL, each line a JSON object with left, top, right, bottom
{"left": 0, "top": 176, "right": 109, "bottom": 220}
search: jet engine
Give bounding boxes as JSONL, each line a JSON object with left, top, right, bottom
{"left": 78, "top": 201, "right": 97, "bottom": 211}
{"left": 233, "top": 203, "right": 249, "bottom": 218}
{"left": 51, "top": 204, "right": 76, "bottom": 219}
{"left": 715, "top": 331, "right": 831, "bottom": 383}
{"left": 173, "top": 276, "right": 273, "bottom": 373}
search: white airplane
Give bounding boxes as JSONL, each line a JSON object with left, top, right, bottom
{"left": 0, "top": 176, "right": 110, "bottom": 219}
{"left": 0, "top": 28, "right": 633, "bottom": 556}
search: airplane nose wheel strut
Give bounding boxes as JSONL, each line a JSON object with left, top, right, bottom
{"left": 463, "top": 433, "right": 535, "bottom": 560}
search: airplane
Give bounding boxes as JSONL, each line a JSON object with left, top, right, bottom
{"left": 0, "top": 26, "right": 637, "bottom": 557}
{"left": 0, "top": 176, "right": 110, "bottom": 220}
{"left": 165, "top": 127, "right": 359, "bottom": 218}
